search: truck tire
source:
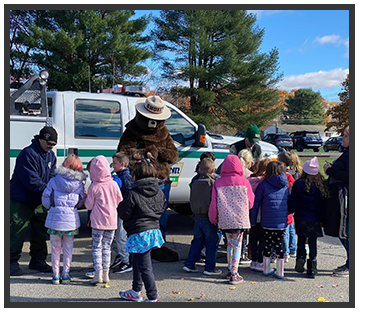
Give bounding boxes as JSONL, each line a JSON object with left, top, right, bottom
{"left": 296, "top": 144, "right": 304, "bottom": 152}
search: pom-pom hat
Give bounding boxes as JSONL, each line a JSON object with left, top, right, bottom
{"left": 135, "top": 95, "right": 171, "bottom": 120}
{"left": 302, "top": 157, "right": 320, "bottom": 175}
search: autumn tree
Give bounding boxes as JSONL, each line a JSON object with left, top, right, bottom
{"left": 152, "top": 10, "right": 283, "bottom": 130}
{"left": 10, "top": 10, "right": 152, "bottom": 91}
{"left": 325, "top": 74, "right": 349, "bottom": 133}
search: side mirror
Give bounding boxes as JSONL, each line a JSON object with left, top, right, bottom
{"left": 194, "top": 123, "right": 207, "bottom": 147}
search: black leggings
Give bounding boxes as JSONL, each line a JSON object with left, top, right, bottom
{"left": 297, "top": 236, "right": 317, "bottom": 261}
{"left": 132, "top": 250, "right": 157, "bottom": 300}
{"left": 263, "top": 229, "right": 285, "bottom": 258}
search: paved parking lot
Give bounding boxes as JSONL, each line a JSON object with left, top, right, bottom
{"left": 7, "top": 210, "right": 351, "bottom": 306}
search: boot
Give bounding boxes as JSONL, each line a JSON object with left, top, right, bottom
{"left": 306, "top": 259, "right": 317, "bottom": 279}
{"left": 90, "top": 269, "right": 102, "bottom": 285}
{"left": 263, "top": 256, "right": 274, "bottom": 276}
{"left": 275, "top": 258, "right": 285, "bottom": 279}
{"left": 295, "top": 258, "right": 306, "bottom": 273}
{"left": 102, "top": 270, "right": 110, "bottom": 284}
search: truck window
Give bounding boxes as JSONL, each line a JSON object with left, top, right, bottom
{"left": 165, "top": 108, "right": 195, "bottom": 145}
{"left": 75, "top": 99, "right": 121, "bottom": 138}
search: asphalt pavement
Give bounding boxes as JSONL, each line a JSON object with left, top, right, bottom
{"left": 7, "top": 209, "right": 351, "bottom": 306}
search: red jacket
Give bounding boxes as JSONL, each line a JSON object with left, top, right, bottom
{"left": 286, "top": 173, "right": 295, "bottom": 225}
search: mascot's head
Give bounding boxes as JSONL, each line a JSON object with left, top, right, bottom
{"left": 135, "top": 96, "right": 171, "bottom": 133}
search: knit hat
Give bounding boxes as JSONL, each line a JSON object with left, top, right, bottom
{"left": 39, "top": 126, "right": 58, "bottom": 143}
{"left": 245, "top": 124, "right": 260, "bottom": 143}
{"left": 302, "top": 157, "right": 319, "bottom": 175}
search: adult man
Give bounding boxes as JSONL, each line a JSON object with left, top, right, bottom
{"left": 10, "top": 126, "right": 58, "bottom": 276}
{"left": 230, "top": 124, "right": 262, "bottom": 161}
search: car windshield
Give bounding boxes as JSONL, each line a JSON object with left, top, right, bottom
{"left": 277, "top": 135, "right": 291, "bottom": 139}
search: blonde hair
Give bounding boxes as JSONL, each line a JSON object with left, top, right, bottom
{"left": 238, "top": 149, "right": 253, "bottom": 170}
{"left": 290, "top": 152, "right": 302, "bottom": 175}
{"left": 62, "top": 154, "right": 83, "bottom": 172}
{"left": 344, "top": 126, "right": 349, "bottom": 136}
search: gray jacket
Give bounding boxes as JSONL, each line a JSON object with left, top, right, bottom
{"left": 190, "top": 173, "right": 216, "bottom": 219}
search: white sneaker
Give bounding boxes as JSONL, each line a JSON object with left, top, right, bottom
{"left": 203, "top": 269, "right": 222, "bottom": 276}
{"left": 250, "top": 261, "right": 258, "bottom": 271}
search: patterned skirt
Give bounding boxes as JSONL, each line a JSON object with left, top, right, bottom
{"left": 126, "top": 229, "right": 164, "bottom": 254}
{"left": 47, "top": 228, "right": 79, "bottom": 236}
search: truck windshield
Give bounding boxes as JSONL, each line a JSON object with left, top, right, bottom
{"left": 75, "top": 99, "right": 121, "bottom": 138}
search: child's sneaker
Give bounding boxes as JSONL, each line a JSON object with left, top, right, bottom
{"left": 119, "top": 289, "right": 143, "bottom": 302}
{"left": 229, "top": 272, "right": 244, "bottom": 285}
{"left": 203, "top": 269, "right": 222, "bottom": 276}
{"left": 225, "top": 270, "right": 233, "bottom": 279}
{"left": 239, "top": 255, "right": 251, "bottom": 265}
{"left": 52, "top": 275, "right": 60, "bottom": 285}
{"left": 255, "top": 262, "right": 264, "bottom": 272}
{"left": 85, "top": 269, "right": 95, "bottom": 278}
{"left": 61, "top": 273, "right": 72, "bottom": 284}
{"left": 144, "top": 299, "right": 160, "bottom": 302}
{"left": 250, "top": 261, "right": 258, "bottom": 271}
{"left": 183, "top": 266, "right": 198, "bottom": 273}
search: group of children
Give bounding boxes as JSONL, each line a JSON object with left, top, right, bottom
{"left": 40, "top": 146, "right": 329, "bottom": 301}
{"left": 184, "top": 150, "right": 328, "bottom": 285}
{"left": 42, "top": 152, "right": 164, "bottom": 302}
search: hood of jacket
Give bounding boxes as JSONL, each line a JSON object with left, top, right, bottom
{"left": 221, "top": 155, "right": 243, "bottom": 177}
{"left": 53, "top": 166, "right": 86, "bottom": 193}
{"left": 90, "top": 155, "right": 112, "bottom": 182}
{"left": 131, "top": 177, "right": 160, "bottom": 197}
{"left": 266, "top": 173, "right": 288, "bottom": 189}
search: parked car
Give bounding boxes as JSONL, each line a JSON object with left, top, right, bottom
{"left": 290, "top": 130, "right": 323, "bottom": 152}
{"left": 234, "top": 131, "right": 245, "bottom": 138}
{"left": 323, "top": 136, "right": 345, "bottom": 152}
{"left": 263, "top": 133, "right": 293, "bottom": 151}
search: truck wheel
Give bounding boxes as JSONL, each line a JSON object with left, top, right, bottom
{"left": 314, "top": 147, "right": 320, "bottom": 152}
{"left": 296, "top": 144, "right": 303, "bottom": 152}
{"left": 323, "top": 146, "right": 329, "bottom": 152}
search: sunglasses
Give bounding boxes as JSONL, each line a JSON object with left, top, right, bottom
{"left": 46, "top": 141, "right": 57, "bottom": 147}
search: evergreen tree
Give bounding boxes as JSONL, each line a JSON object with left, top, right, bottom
{"left": 10, "top": 10, "right": 152, "bottom": 91}
{"left": 152, "top": 10, "right": 283, "bottom": 130}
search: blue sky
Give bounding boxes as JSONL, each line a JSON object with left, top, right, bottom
{"left": 133, "top": 9, "right": 350, "bottom": 102}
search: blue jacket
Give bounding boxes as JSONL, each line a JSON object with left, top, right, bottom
{"left": 250, "top": 173, "right": 289, "bottom": 229}
{"left": 10, "top": 135, "right": 57, "bottom": 206}
{"left": 43, "top": 166, "right": 86, "bottom": 231}
{"left": 116, "top": 168, "right": 132, "bottom": 196}
{"left": 288, "top": 179, "right": 326, "bottom": 223}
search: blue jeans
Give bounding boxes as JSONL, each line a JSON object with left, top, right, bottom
{"left": 184, "top": 218, "right": 219, "bottom": 272}
{"left": 159, "top": 182, "right": 171, "bottom": 240}
{"left": 282, "top": 223, "right": 297, "bottom": 256}
{"left": 340, "top": 238, "right": 349, "bottom": 269}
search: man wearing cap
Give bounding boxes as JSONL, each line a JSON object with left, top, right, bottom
{"left": 230, "top": 124, "right": 262, "bottom": 161}
{"left": 10, "top": 126, "right": 58, "bottom": 276}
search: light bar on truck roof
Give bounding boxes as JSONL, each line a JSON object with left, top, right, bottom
{"left": 125, "top": 86, "right": 150, "bottom": 94}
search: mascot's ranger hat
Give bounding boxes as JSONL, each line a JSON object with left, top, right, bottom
{"left": 135, "top": 95, "right": 171, "bottom": 120}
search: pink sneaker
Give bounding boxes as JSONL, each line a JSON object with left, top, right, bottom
{"left": 119, "top": 289, "right": 143, "bottom": 302}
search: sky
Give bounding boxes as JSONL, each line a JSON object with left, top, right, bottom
{"left": 132, "top": 8, "right": 350, "bottom": 102}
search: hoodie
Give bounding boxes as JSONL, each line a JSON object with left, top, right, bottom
{"left": 10, "top": 135, "right": 57, "bottom": 207}
{"left": 43, "top": 166, "right": 86, "bottom": 231}
{"left": 118, "top": 177, "right": 166, "bottom": 236}
{"left": 250, "top": 172, "right": 289, "bottom": 229}
{"left": 208, "top": 155, "right": 255, "bottom": 230}
{"left": 84, "top": 155, "right": 123, "bottom": 230}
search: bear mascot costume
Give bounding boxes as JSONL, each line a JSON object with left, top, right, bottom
{"left": 117, "top": 95, "right": 179, "bottom": 262}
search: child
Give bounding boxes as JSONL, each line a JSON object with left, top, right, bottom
{"left": 209, "top": 155, "right": 255, "bottom": 285}
{"left": 278, "top": 152, "right": 297, "bottom": 261}
{"left": 237, "top": 149, "right": 254, "bottom": 264}
{"left": 250, "top": 161, "right": 290, "bottom": 279}
{"left": 118, "top": 157, "right": 165, "bottom": 302}
{"left": 42, "top": 154, "right": 86, "bottom": 284}
{"left": 247, "top": 158, "right": 270, "bottom": 272}
{"left": 290, "top": 152, "right": 303, "bottom": 179}
{"left": 289, "top": 157, "right": 329, "bottom": 278}
{"left": 84, "top": 155, "right": 123, "bottom": 285}
{"left": 110, "top": 151, "right": 133, "bottom": 274}
{"left": 190, "top": 151, "right": 218, "bottom": 187}
{"left": 183, "top": 158, "right": 221, "bottom": 276}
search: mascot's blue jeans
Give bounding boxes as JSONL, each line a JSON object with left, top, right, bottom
{"left": 159, "top": 182, "right": 171, "bottom": 241}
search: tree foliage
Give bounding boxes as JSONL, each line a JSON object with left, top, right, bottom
{"left": 325, "top": 74, "right": 349, "bottom": 133}
{"left": 283, "top": 88, "right": 326, "bottom": 125}
{"left": 10, "top": 10, "right": 153, "bottom": 91}
{"left": 152, "top": 10, "right": 283, "bottom": 130}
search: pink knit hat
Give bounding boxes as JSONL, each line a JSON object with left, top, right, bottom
{"left": 302, "top": 157, "right": 319, "bottom": 175}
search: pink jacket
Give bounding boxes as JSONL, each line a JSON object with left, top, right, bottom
{"left": 85, "top": 155, "right": 122, "bottom": 230}
{"left": 209, "top": 155, "right": 255, "bottom": 230}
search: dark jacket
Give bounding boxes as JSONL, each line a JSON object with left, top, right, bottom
{"left": 116, "top": 167, "right": 132, "bottom": 196}
{"left": 250, "top": 173, "right": 289, "bottom": 229}
{"left": 231, "top": 138, "right": 262, "bottom": 160}
{"left": 323, "top": 148, "right": 349, "bottom": 239}
{"left": 118, "top": 177, "right": 166, "bottom": 236}
{"left": 10, "top": 135, "right": 57, "bottom": 207}
{"left": 190, "top": 173, "right": 216, "bottom": 219}
{"left": 288, "top": 179, "right": 326, "bottom": 223}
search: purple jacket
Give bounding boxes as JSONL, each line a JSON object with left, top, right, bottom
{"left": 43, "top": 166, "right": 86, "bottom": 231}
